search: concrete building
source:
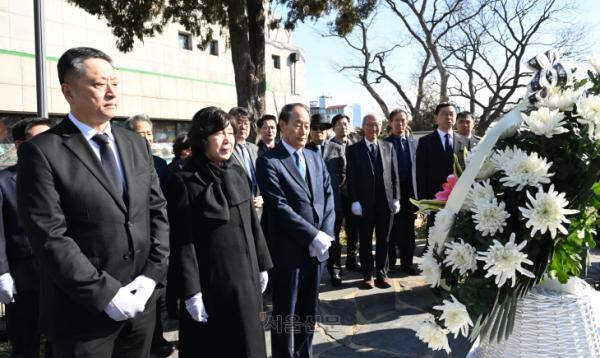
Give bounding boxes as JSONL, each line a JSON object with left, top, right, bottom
{"left": 309, "top": 96, "right": 361, "bottom": 128}
{"left": 0, "top": 0, "right": 306, "bottom": 162}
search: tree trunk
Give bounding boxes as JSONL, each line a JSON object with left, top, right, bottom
{"left": 247, "top": 0, "right": 266, "bottom": 118}
{"left": 227, "top": 0, "right": 266, "bottom": 118}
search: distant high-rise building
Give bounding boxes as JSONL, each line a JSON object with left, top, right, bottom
{"left": 352, "top": 104, "right": 362, "bottom": 128}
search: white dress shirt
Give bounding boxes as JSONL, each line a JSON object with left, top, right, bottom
{"left": 68, "top": 113, "right": 126, "bottom": 190}
{"left": 436, "top": 128, "right": 454, "bottom": 151}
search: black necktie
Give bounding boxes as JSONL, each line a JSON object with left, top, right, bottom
{"left": 369, "top": 143, "right": 378, "bottom": 165}
{"left": 444, "top": 134, "right": 453, "bottom": 157}
{"left": 91, "top": 133, "right": 122, "bottom": 194}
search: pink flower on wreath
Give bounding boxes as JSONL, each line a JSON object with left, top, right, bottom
{"left": 435, "top": 174, "right": 459, "bottom": 201}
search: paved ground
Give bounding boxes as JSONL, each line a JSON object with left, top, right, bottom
{"left": 159, "top": 242, "right": 600, "bottom": 358}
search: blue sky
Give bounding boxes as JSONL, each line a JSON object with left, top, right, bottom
{"left": 287, "top": 1, "right": 600, "bottom": 116}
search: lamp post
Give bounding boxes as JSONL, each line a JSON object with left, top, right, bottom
{"left": 34, "top": 0, "right": 48, "bottom": 118}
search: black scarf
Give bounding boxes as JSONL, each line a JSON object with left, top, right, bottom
{"left": 189, "top": 153, "right": 252, "bottom": 223}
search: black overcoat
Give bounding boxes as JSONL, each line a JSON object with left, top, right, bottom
{"left": 166, "top": 155, "right": 273, "bottom": 358}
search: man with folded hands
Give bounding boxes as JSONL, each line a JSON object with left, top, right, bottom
{"left": 16, "top": 47, "right": 169, "bottom": 357}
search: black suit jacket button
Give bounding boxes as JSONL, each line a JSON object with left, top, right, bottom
{"left": 122, "top": 253, "right": 131, "bottom": 261}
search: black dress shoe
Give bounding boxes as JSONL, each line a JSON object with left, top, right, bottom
{"left": 375, "top": 278, "right": 392, "bottom": 289}
{"left": 362, "top": 278, "right": 374, "bottom": 289}
{"left": 400, "top": 266, "right": 420, "bottom": 276}
{"left": 346, "top": 260, "right": 362, "bottom": 272}
{"left": 151, "top": 340, "right": 176, "bottom": 357}
{"left": 331, "top": 274, "right": 342, "bottom": 287}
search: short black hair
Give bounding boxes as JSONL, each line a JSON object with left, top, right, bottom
{"left": 278, "top": 103, "right": 309, "bottom": 124}
{"left": 434, "top": 102, "right": 457, "bottom": 115}
{"left": 57, "top": 47, "right": 113, "bottom": 85}
{"left": 457, "top": 111, "right": 474, "bottom": 121}
{"left": 12, "top": 118, "right": 52, "bottom": 141}
{"left": 172, "top": 134, "right": 191, "bottom": 159}
{"left": 257, "top": 114, "right": 277, "bottom": 129}
{"left": 331, "top": 114, "right": 350, "bottom": 127}
{"left": 189, "top": 107, "right": 232, "bottom": 151}
{"left": 388, "top": 108, "right": 409, "bottom": 120}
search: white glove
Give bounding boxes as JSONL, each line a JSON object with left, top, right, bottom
{"left": 123, "top": 275, "right": 156, "bottom": 310}
{"left": 351, "top": 201, "right": 363, "bottom": 216}
{"left": 309, "top": 231, "right": 333, "bottom": 262}
{"left": 185, "top": 292, "right": 208, "bottom": 322}
{"left": 392, "top": 199, "right": 401, "bottom": 214}
{"left": 0, "top": 273, "right": 16, "bottom": 304}
{"left": 104, "top": 287, "right": 145, "bottom": 321}
{"left": 259, "top": 271, "right": 269, "bottom": 293}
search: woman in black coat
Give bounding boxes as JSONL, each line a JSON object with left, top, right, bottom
{"left": 165, "top": 107, "right": 273, "bottom": 358}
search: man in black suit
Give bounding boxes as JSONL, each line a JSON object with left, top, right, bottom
{"left": 416, "top": 102, "right": 461, "bottom": 203}
{"left": 257, "top": 114, "right": 278, "bottom": 157}
{"left": 230, "top": 107, "right": 263, "bottom": 211}
{"left": 16, "top": 47, "right": 170, "bottom": 357}
{"left": 384, "top": 109, "right": 419, "bottom": 275}
{"left": 0, "top": 118, "right": 50, "bottom": 357}
{"left": 330, "top": 114, "right": 360, "bottom": 272}
{"left": 256, "top": 103, "right": 335, "bottom": 358}
{"left": 124, "top": 114, "right": 175, "bottom": 357}
{"left": 306, "top": 113, "right": 346, "bottom": 287}
{"left": 346, "top": 114, "right": 400, "bottom": 289}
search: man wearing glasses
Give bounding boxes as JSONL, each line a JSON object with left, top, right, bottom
{"left": 305, "top": 114, "right": 346, "bottom": 287}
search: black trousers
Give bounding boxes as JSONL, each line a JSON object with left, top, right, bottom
{"left": 6, "top": 290, "right": 41, "bottom": 358}
{"left": 270, "top": 260, "right": 323, "bottom": 358}
{"left": 50, "top": 304, "right": 156, "bottom": 358}
{"left": 358, "top": 203, "right": 393, "bottom": 280}
{"left": 337, "top": 193, "right": 359, "bottom": 262}
{"left": 328, "top": 210, "right": 343, "bottom": 277}
{"left": 388, "top": 181, "right": 417, "bottom": 268}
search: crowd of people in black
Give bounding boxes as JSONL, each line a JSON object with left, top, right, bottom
{"left": 0, "top": 47, "right": 480, "bottom": 358}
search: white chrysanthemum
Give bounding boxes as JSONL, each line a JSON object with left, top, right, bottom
{"left": 589, "top": 53, "right": 600, "bottom": 74}
{"left": 490, "top": 146, "right": 520, "bottom": 172}
{"left": 465, "top": 180, "right": 495, "bottom": 210}
{"left": 535, "top": 87, "right": 580, "bottom": 112}
{"left": 576, "top": 94, "right": 600, "bottom": 141}
{"left": 415, "top": 321, "right": 451, "bottom": 354}
{"left": 496, "top": 148, "right": 554, "bottom": 191}
{"left": 433, "top": 208, "right": 454, "bottom": 232}
{"left": 521, "top": 107, "right": 569, "bottom": 138}
{"left": 427, "top": 208, "right": 455, "bottom": 251}
{"left": 477, "top": 233, "right": 535, "bottom": 288}
{"left": 428, "top": 226, "right": 446, "bottom": 251}
{"left": 433, "top": 295, "right": 474, "bottom": 338}
{"left": 471, "top": 199, "right": 510, "bottom": 236}
{"left": 443, "top": 239, "right": 478, "bottom": 275}
{"left": 519, "top": 184, "right": 579, "bottom": 239}
{"left": 419, "top": 247, "right": 442, "bottom": 288}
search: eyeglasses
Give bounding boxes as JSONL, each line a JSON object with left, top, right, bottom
{"left": 310, "top": 125, "right": 329, "bottom": 131}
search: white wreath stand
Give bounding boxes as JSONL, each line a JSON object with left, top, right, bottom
{"left": 467, "top": 277, "right": 600, "bottom": 358}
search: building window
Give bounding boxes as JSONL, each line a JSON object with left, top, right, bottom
{"left": 209, "top": 40, "right": 219, "bottom": 56}
{"left": 178, "top": 32, "right": 192, "bottom": 50}
{"left": 272, "top": 55, "right": 281, "bottom": 69}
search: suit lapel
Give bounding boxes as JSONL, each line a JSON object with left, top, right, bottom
{"left": 113, "top": 127, "right": 135, "bottom": 207}
{"left": 377, "top": 139, "right": 388, "bottom": 177}
{"left": 276, "top": 144, "right": 311, "bottom": 197}
{"left": 232, "top": 145, "right": 249, "bottom": 177}
{"left": 305, "top": 151, "right": 317, "bottom": 200}
{"left": 359, "top": 140, "right": 374, "bottom": 174}
{"left": 60, "top": 119, "right": 127, "bottom": 213}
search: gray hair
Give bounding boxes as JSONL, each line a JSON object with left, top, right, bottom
{"left": 124, "top": 113, "right": 153, "bottom": 130}
{"left": 278, "top": 103, "right": 310, "bottom": 124}
{"left": 361, "top": 113, "right": 381, "bottom": 126}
